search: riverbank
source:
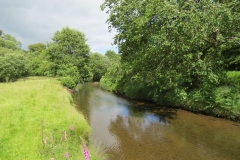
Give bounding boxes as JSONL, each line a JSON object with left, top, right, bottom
{"left": 107, "top": 88, "right": 240, "bottom": 122}
{"left": 100, "top": 76, "right": 240, "bottom": 122}
{"left": 0, "top": 78, "right": 100, "bottom": 159}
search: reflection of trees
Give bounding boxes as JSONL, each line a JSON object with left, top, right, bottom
{"left": 108, "top": 114, "right": 198, "bottom": 160}
{"left": 127, "top": 104, "right": 177, "bottom": 123}
{"left": 73, "top": 83, "right": 94, "bottom": 121}
{"left": 73, "top": 83, "right": 116, "bottom": 121}
{"left": 107, "top": 113, "right": 240, "bottom": 160}
{"left": 168, "top": 113, "right": 240, "bottom": 160}
{"left": 107, "top": 115, "right": 171, "bottom": 160}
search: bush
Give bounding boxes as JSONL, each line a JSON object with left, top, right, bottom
{"left": 227, "top": 71, "right": 240, "bottom": 84}
{"left": 60, "top": 77, "right": 77, "bottom": 89}
{"left": 0, "top": 51, "right": 29, "bottom": 82}
{"left": 212, "top": 85, "right": 240, "bottom": 119}
{"left": 57, "top": 64, "right": 81, "bottom": 83}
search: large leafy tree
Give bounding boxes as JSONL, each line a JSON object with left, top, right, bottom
{"left": 46, "top": 27, "right": 91, "bottom": 83}
{"left": 101, "top": 0, "right": 240, "bottom": 105}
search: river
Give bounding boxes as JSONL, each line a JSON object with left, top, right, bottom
{"left": 73, "top": 83, "right": 240, "bottom": 160}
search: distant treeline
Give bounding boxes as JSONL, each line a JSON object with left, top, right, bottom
{"left": 0, "top": 27, "right": 120, "bottom": 89}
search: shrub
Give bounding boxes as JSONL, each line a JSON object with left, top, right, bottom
{"left": 227, "top": 71, "right": 240, "bottom": 84}
{"left": 0, "top": 51, "right": 29, "bottom": 82}
{"left": 60, "top": 77, "right": 76, "bottom": 89}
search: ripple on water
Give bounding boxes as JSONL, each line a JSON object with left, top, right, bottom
{"left": 74, "top": 84, "right": 240, "bottom": 160}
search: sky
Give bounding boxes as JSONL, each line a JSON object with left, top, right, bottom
{"left": 0, "top": 0, "right": 117, "bottom": 54}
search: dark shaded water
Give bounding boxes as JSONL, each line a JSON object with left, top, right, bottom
{"left": 74, "top": 83, "right": 240, "bottom": 160}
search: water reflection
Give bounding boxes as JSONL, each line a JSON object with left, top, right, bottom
{"left": 74, "top": 83, "right": 240, "bottom": 160}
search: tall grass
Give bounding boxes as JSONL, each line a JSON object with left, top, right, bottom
{"left": 0, "top": 78, "right": 99, "bottom": 159}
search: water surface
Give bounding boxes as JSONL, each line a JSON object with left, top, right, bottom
{"left": 74, "top": 83, "right": 240, "bottom": 160}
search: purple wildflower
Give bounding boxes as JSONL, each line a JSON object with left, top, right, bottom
{"left": 64, "top": 152, "right": 69, "bottom": 158}
{"left": 69, "top": 125, "right": 74, "bottom": 131}
{"left": 82, "top": 141, "right": 90, "bottom": 160}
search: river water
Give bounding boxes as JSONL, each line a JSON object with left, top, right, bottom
{"left": 73, "top": 83, "right": 240, "bottom": 160}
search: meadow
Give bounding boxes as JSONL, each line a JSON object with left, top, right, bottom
{"left": 0, "top": 78, "right": 100, "bottom": 160}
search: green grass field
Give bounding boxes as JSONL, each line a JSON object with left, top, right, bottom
{"left": 0, "top": 78, "right": 100, "bottom": 160}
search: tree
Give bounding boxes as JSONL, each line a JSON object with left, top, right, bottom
{"left": 2, "top": 34, "right": 21, "bottom": 49}
{"left": 28, "top": 43, "right": 46, "bottom": 52}
{"left": 101, "top": 0, "right": 240, "bottom": 106}
{"left": 89, "top": 52, "right": 111, "bottom": 81}
{"left": 46, "top": 27, "right": 91, "bottom": 87}
{"left": 4, "top": 40, "right": 17, "bottom": 50}
{"left": 0, "top": 30, "right": 22, "bottom": 50}
{"left": 105, "top": 50, "right": 121, "bottom": 65}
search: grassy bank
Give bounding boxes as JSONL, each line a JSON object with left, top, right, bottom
{"left": 0, "top": 78, "right": 98, "bottom": 159}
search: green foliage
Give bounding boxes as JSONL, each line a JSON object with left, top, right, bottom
{"left": 58, "top": 64, "right": 81, "bottom": 83}
{"left": 0, "top": 47, "right": 13, "bottom": 56}
{"left": 0, "top": 51, "right": 29, "bottom": 82}
{"left": 4, "top": 40, "right": 17, "bottom": 50}
{"left": 222, "top": 43, "right": 240, "bottom": 70}
{"left": 28, "top": 43, "right": 46, "bottom": 52}
{"left": 105, "top": 50, "right": 121, "bottom": 65}
{"left": 34, "top": 59, "right": 52, "bottom": 76}
{"left": 101, "top": 0, "right": 240, "bottom": 120}
{"left": 100, "top": 63, "right": 122, "bottom": 91}
{"left": 0, "top": 30, "right": 28, "bottom": 82}
{"left": 100, "top": 51, "right": 122, "bottom": 90}
{"left": 213, "top": 86, "right": 240, "bottom": 118}
{"left": 26, "top": 44, "right": 53, "bottom": 77}
{"left": 89, "top": 52, "right": 111, "bottom": 81}
{"left": 46, "top": 27, "right": 90, "bottom": 86}
{"left": 79, "top": 65, "right": 93, "bottom": 82}
{"left": 215, "top": 86, "right": 237, "bottom": 109}
{"left": 60, "top": 76, "right": 77, "bottom": 89}
{"left": 0, "top": 37, "right": 5, "bottom": 47}
{"left": 1, "top": 33, "right": 22, "bottom": 49}
{"left": 227, "top": 71, "right": 240, "bottom": 83}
